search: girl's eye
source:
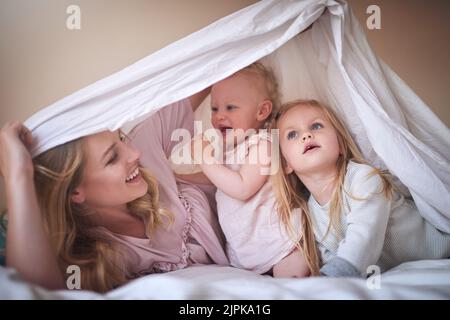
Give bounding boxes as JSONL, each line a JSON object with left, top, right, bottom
{"left": 211, "top": 106, "right": 218, "bottom": 112}
{"left": 287, "top": 130, "right": 298, "bottom": 140}
{"left": 226, "top": 105, "right": 236, "bottom": 111}
{"left": 311, "top": 122, "right": 323, "bottom": 130}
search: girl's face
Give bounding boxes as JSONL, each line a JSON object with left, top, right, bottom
{"left": 278, "top": 104, "right": 340, "bottom": 176}
{"left": 211, "top": 72, "right": 271, "bottom": 145}
{"left": 71, "top": 130, "right": 148, "bottom": 210}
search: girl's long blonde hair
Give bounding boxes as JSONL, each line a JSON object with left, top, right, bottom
{"left": 33, "top": 134, "right": 172, "bottom": 292}
{"left": 271, "top": 99, "right": 393, "bottom": 275}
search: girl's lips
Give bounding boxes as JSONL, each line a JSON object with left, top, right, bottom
{"left": 303, "top": 144, "right": 320, "bottom": 154}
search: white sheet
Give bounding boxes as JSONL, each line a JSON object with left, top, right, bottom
{"left": 1, "top": 260, "right": 449, "bottom": 299}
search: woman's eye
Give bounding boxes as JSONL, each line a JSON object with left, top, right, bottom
{"left": 311, "top": 122, "right": 323, "bottom": 130}
{"left": 287, "top": 130, "right": 298, "bottom": 140}
{"left": 118, "top": 131, "right": 130, "bottom": 143}
{"left": 107, "top": 152, "right": 118, "bottom": 165}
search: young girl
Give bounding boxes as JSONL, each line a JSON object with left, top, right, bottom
{"left": 272, "top": 99, "right": 450, "bottom": 277}
{"left": 194, "top": 63, "right": 311, "bottom": 277}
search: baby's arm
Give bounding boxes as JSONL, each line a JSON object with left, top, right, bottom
{"left": 321, "top": 172, "right": 391, "bottom": 277}
{"left": 201, "top": 139, "right": 271, "bottom": 201}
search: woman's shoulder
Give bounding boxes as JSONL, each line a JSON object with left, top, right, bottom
{"left": 129, "top": 99, "right": 192, "bottom": 137}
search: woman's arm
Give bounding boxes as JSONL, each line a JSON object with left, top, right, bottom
{"left": 175, "top": 171, "right": 213, "bottom": 185}
{"left": 189, "top": 87, "right": 211, "bottom": 112}
{"left": 200, "top": 139, "right": 271, "bottom": 201}
{"left": 1, "top": 123, "right": 64, "bottom": 289}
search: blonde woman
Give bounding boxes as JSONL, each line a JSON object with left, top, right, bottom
{"left": 271, "top": 99, "right": 450, "bottom": 277}
{"left": 0, "top": 89, "right": 228, "bottom": 292}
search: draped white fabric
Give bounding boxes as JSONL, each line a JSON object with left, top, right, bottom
{"left": 24, "top": 0, "right": 450, "bottom": 232}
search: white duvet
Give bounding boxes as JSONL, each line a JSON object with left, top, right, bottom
{"left": 1, "top": 260, "right": 449, "bottom": 299}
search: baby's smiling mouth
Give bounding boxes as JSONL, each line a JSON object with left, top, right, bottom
{"left": 217, "top": 125, "right": 233, "bottom": 135}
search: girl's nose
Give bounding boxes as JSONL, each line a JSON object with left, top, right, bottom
{"left": 301, "top": 132, "right": 313, "bottom": 142}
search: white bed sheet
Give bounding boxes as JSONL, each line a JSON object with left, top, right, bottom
{"left": 1, "top": 259, "right": 449, "bottom": 299}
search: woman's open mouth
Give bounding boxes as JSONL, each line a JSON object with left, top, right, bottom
{"left": 126, "top": 167, "right": 142, "bottom": 183}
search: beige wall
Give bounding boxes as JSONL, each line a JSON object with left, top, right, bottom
{"left": 347, "top": 0, "right": 450, "bottom": 127}
{"left": 1, "top": 0, "right": 449, "bottom": 211}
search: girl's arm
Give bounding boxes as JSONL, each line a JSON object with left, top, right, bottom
{"left": 1, "top": 123, "right": 64, "bottom": 289}
{"left": 200, "top": 139, "right": 271, "bottom": 201}
{"left": 321, "top": 171, "right": 390, "bottom": 277}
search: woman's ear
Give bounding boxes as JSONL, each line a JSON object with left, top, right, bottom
{"left": 256, "top": 100, "right": 273, "bottom": 122}
{"left": 71, "top": 188, "right": 86, "bottom": 204}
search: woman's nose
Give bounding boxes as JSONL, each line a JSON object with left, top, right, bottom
{"left": 301, "top": 132, "right": 313, "bottom": 142}
{"left": 126, "top": 145, "right": 141, "bottom": 163}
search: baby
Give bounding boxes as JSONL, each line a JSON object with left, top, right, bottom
{"left": 193, "top": 62, "right": 311, "bottom": 277}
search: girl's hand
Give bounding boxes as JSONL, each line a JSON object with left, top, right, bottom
{"left": 0, "top": 122, "right": 34, "bottom": 183}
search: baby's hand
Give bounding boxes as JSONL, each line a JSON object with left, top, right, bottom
{"left": 190, "top": 134, "right": 213, "bottom": 164}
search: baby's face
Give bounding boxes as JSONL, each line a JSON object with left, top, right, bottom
{"left": 210, "top": 72, "right": 266, "bottom": 145}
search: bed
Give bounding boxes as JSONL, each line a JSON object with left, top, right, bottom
{"left": 1, "top": 260, "right": 449, "bottom": 299}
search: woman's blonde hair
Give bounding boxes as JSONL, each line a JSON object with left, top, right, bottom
{"left": 33, "top": 133, "right": 172, "bottom": 292}
{"left": 271, "top": 99, "right": 393, "bottom": 275}
{"left": 240, "top": 61, "right": 281, "bottom": 125}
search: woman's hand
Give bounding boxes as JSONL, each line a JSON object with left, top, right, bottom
{"left": 0, "top": 122, "right": 34, "bottom": 183}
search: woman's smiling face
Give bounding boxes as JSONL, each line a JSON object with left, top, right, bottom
{"left": 71, "top": 130, "right": 148, "bottom": 210}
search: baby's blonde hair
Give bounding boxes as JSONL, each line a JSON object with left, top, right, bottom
{"left": 33, "top": 133, "right": 173, "bottom": 292}
{"left": 271, "top": 99, "right": 394, "bottom": 274}
{"left": 238, "top": 61, "right": 281, "bottom": 125}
